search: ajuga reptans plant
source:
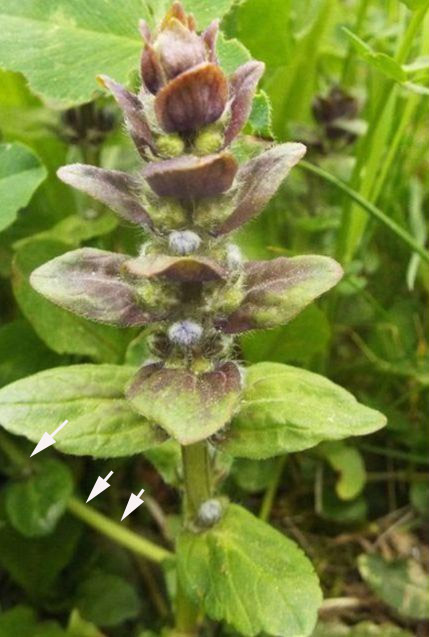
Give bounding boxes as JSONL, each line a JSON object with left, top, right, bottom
{"left": 0, "top": 3, "right": 386, "bottom": 636}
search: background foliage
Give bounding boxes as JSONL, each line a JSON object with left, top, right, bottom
{"left": 0, "top": 0, "right": 428, "bottom": 635}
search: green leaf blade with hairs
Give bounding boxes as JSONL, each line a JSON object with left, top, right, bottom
{"left": 177, "top": 503, "right": 322, "bottom": 637}
{"left": 217, "top": 363, "right": 386, "bottom": 459}
{"left": 0, "top": 365, "right": 166, "bottom": 457}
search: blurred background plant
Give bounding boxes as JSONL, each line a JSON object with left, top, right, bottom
{"left": 0, "top": 0, "right": 427, "bottom": 635}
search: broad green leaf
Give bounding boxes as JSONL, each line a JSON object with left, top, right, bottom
{"left": 312, "top": 620, "right": 414, "bottom": 636}
{"left": 358, "top": 554, "right": 429, "bottom": 620}
{"left": 0, "top": 606, "right": 67, "bottom": 637}
{"left": 401, "top": 0, "right": 429, "bottom": 9}
{"left": 0, "top": 365, "right": 166, "bottom": 457}
{"left": 217, "top": 363, "right": 386, "bottom": 459}
{"left": 5, "top": 458, "right": 73, "bottom": 537}
{"left": 0, "top": 142, "right": 46, "bottom": 231}
{"left": 241, "top": 305, "right": 330, "bottom": 365}
{"left": 178, "top": 503, "right": 321, "bottom": 637}
{"left": 0, "top": 514, "right": 81, "bottom": 595}
{"left": 67, "top": 610, "right": 104, "bottom": 637}
{"left": 231, "top": 457, "right": 278, "bottom": 492}
{"left": 217, "top": 32, "right": 252, "bottom": 75}
{"left": 319, "top": 487, "right": 367, "bottom": 524}
{"left": 144, "top": 439, "right": 182, "bottom": 486}
{"left": 318, "top": 441, "right": 366, "bottom": 500}
{"left": 146, "top": 0, "right": 236, "bottom": 28}
{"left": 126, "top": 362, "right": 242, "bottom": 444}
{"left": 75, "top": 571, "right": 140, "bottom": 627}
{"left": 0, "top": 320, "right": 62, "bottom": 387}
{"left": 13, "top": 238, "right": 134, "bottom": 362}
{"left": 0, "top": 1, "right": 244, "bottom": 107}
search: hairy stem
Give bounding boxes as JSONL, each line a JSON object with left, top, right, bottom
{"left": 181, "top": 441, "right": 212, "bottom": 520}
{"left": 174, "top": 441, "right": 213, "bottom": 635}
{"left": 0, "top": 431, "right": 172, "bottom": 564}
{"left": 68, "top": 498, "right": 173, "bottom": 564}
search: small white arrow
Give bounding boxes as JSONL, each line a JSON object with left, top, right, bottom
{"left": 121, "top": 488, "right": 145, "bottom": 521}
{"left": 30, "top": 420, "right": 68, "bottom": 457}
{"left": 86, "top": 471, "right": 114, "bottom": 503}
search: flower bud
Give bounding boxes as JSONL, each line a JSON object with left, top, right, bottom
{"left": 156, "top": 133, "right": 185, "bottom": 157}
{"left": 226, "top": 244, "right": 242, "bottom": 270}
{"left": 168, "top": 320, "right": 203, "bottom": 347}
{"left": 168, "top": 230, "right": 201, "bottom": 255}
{"left": 146, "top": 197, "right": 188, "bottom": 231}
{"left": 194, "top": 125, "right": 224, "bottom": 155}
{"left": 197, "top": 498, "right": 223, "bottom": 526}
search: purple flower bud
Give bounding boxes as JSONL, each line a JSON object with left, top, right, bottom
{"left": 197, "top": 498, "right": 223, "bottom": 526}
{"left": 168, "top": 320, "right": 203, "bottom": 346}
{"left": 169, "top": 230, "right": 201, "bottom": 255}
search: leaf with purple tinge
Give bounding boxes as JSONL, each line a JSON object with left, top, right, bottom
{"left": 30, "top": 248, "right": 156, "bottom": 327}
{"left": 217, "top": 255, "right": 343, "bottom": 333}
{"left": 126, "top": 362, "right": 242, "bottom": 444}
{"left": 155, "top": 62, "right": 228, "bottom": 133}
{"left": 57, "top": 164, "right": 153, "bottom": 228}
{"left": 123, "top": 254, "right": 227, "bottom": 282}
{"left": 144, "top": 152, "right": 238, "bottom": 199}
{"left": 216, "top": 143, "right": 306, "bottom": 235}
{"left": 98, "top": 75, "right": 155, "bottom": 156}
{"left": 224, "top": 61, "right": 265, "bottom": 146}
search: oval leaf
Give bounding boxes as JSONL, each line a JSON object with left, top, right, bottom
{"left": 0, "top": 142, "right": 46, "bottom": 232}
{"left": 0, "top": 365, "right": 166, "bottom": 457}
{"left": 177, "top": 503, "right": 322, "bottom": 637}
{"left": 5, "top": 459, "right": 73, "bottom": 537}
{"left": 216, "top": 362, "right": 386, "bottom": 458}
{"left": 358, "top": 554, "right": 429, "bottom": 620}
{"left": 126, "top": 362, "right": 242, "bottom": 444}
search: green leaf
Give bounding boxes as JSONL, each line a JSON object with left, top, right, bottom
{"left": 144, "top": 439, "right": 182, "bottom": 486}
{"left": 75, "top": 571, "right": 140, "bottom": 627}
{"left": 177, "top": 503, "right": 322, "bottom": 637}
{"left": 410, "top": 481, "right": 429, "bottom": 517}
{"left": 5, "top": 458, "right": 73, "bottom": 537}
{"left": 318, "top": 442, "right": 366, "bottom": 500}
{"left": 0, "top": 1, "right": 242, "bottom": 107}
{"left": 0, "top": 514, "right": 81, "bottom": 595}
{"left": 13, "top": 238, "right": 134, "bottom": 362}
{"left": 217, "top": 363, "right": 386, "bottom": 459}
{"left": 0, "top": 142, "right": 46, "bottom": 231}
{"left": 0, "top": 364, "right": 166, "bottom": 457}
{"left": 67, "top": 610, "right": 104, "bottom": 637}
{"left": 358, "top": 554, "right": 429, "bottom": 620}
{"left": 240, "top": 305, "right": 330, "bottom": 365}
{"left": 401, "top": 0, "right": 429, "bottom": 9}
{"left": 126, "top": 362, "right": 242, "bottom": 444}
{"left": 312, "top": 620, "right": 414, "bottom": 636}
{"left": 0, "top": 320, "right": 62, "bottom": 387}
{"left": 231, "top": 457, "right": 278, "bottom": 492}
{"left": 343, "top": 28, "right": 406, "bottom": 82}
{"left": 247, "top": 90, "right": 273, "bottom": 138}
{"left": 0, "top": 606, "right": 67, "bottom": 637}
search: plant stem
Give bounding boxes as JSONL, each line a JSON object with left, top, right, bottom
{"left": 0, "top": 431, "right": 173, "bottom": 564}
{"left": 67, "top": 497, "right": 172, "bottom": 564}
{"left": 259, "top": 455, "right": 287, "bottom": 522}
{"left": 181, "top": 442, "right": 212, "bottom": 520}
{"left": 174, "top": 442, "right": 213, "bottom": 635}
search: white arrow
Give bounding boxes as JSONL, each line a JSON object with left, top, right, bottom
{"left": 86, "top": 471, "right": 114, "bottom": 503}
{"left": 121, "top": 488, "right": 145, "bottom": 521}
{"left": 30, "top": 420, "right": 68, "bottom": 457}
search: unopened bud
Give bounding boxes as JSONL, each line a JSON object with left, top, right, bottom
{"left": 194, "top": 126, "right": 224, "bottom": 155}
{"left": 197, "top": 499, "right": 223, "bottom": 526}
{"left": 168, "top": 320, "right": 203, "bottom": 347}
{"left": 157, "top": 133, "right": 185, "bottom": 157}
{"left": 226, "top": 244, "right": 242, "bottom": 269}
{"left": 168, "top": 230, "right": 201, "bottom": 255}
{"left": 148, "top": 198, "right": 188, "bottom": 230}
